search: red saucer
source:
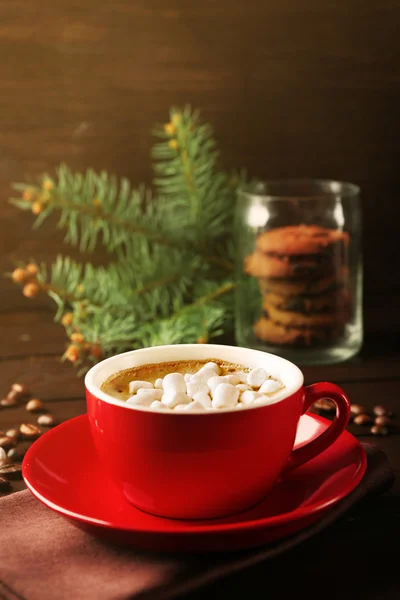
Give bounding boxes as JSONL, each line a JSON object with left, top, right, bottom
{"left": 22, "top": 413, "right": 366, "bottom": 553}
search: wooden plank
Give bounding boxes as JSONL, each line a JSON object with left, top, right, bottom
{"left": 0, "top": 291, "right": 400, "bottom": 359}
{"left": 0, "top": 0, "right": 399, "bottom": 306}
{"left": 0, "top": 322, "right": 399, "bottom": 399}
{"left": 0, "top": 397, "right": 87, "bottom": 433}
{"left": 0, "top": 398, "right": 86, "bottom": 435}
{"left": 0, "top": 310, "right": 66, "bottom": 358}
{"left": 303, "top": 358, "right": 400, "bottom": 385}
{"left": 0, "top": 397, "right": 86, "bottom": 496}
{"left": 0, "top": 356, "right": 84, "bottom": 400}
{"left": 328, "top": 379, "right": 400, "bottom": 411}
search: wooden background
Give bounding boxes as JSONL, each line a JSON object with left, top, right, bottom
{"left": 0, "top": 0, "right": 399, "bottom": 327}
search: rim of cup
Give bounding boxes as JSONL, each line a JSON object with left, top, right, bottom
{"left": 85, "top": 344, "right": 304, "bottom": 415}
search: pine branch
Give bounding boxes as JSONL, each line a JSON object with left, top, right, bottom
{"left": 11, "top": 251, "right": 199, "bottom": 321}
{"left": 152, "top": 106, "right": 236, "bottom": 243}
{"left": 11, "top": 167, "right": 233, "bottom": 270}
{"left": 11, "top": 172, "right": 175, "bottom": 254}
{"left": 134, "top": 281, "right": 234, "bottom": 348}
{"left": 8, "top": 105, "right": 243, "bottom": 371}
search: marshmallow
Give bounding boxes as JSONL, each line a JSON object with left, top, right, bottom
{"left": 238, "top": 372, "right": 249, "bottom": 383}
{"left": 259, "top": 379, "right": 284, "bottom": 395}
{"left": 192, "top": 391, "right": 212, "bottom": 408}
{"left": 174, "top": 403, "right": 191, "bottom": 412}
{"left": 137, "top": 388, "right": 163, "bottom": 400}
{"left": 247, "top": 368, "right": 269, "bottom": 389}
{"left": 240, "top": 390, "right": 265, "bottom": 405}
{"left": 197, "top": 362, "right": 220, "bottom": 376}
{"left": 128, "top": 380, "right": 153, "bottom": 395}
{"left": 188, "top": 371, "right": 213, "bottom": 386}
{"left": 208, "top": 375, "right": 227, "bottom": 396}
{"left": 187, "top": 378, "right": 209, "bottom": 397}
{"left": 184, "top": 400, "right": 206, "bottom": 412}
{"left": 126, "top": 394, "right": 154, "bottom": 407}
{"left": 163, "top": 373, "right": 186, "bottom": 394}
{"left": 212, "top": 383, "right": 240, "bottom": 409}
{"left": 162, "top": 391, "right": 191, "bottom": 408}
{"left": 236, "top": 383, "right": 251, "bottom": 392}
{"left": 224, "top": 374, "right": 241, "bottom": 386}
{"left": 254, "top": 395, "right": 272, "bottom": 405}
{"left": 150, "top": 400, "right": 168, "bottom": 410}
{"left": 126, "top": 365, "right": 284, "bottom": 412}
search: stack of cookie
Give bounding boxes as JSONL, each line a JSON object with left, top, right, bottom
{"left": 244, "top": 225, "right": 350, "bottom": 347}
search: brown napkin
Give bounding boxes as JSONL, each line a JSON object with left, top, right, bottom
{"left": 0, "top": 444, "right": 394, "bottom": 600}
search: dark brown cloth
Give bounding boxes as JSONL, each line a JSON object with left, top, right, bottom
{"left": 0, "top": 444, "right": 394, "bottom": 600}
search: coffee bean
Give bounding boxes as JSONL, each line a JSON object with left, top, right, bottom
{"left": 37, "top": 413, "right": 56, "bottom": 427}
{"left": 0, "top": 447, "right": 6, "bottom": 461}
{"left": 20, "top": 423, "right": 41, "bottom": 439}
{"left": 26, "top": 399, "right": 45, "bottom": 413}
{"left": 11, "top": 383, "right": 29, "bottom": 397}
{"left": 7, "top": 443, "right": 31, "bottom": 461}
{"left": 0, "top": 436, "right": 16, "bottom": 450}
{"left": 0, "top": 458, "right": 11, "bottom": 468}
{"left": 0, "top": 395, "right": 18, "bottom": 408}
{"left": 374, "top": 415, "right": 391, "bottom": 427}
{"left": 5, "top": 428, "right": 20, "bottom": 441}
{"left": 0, "top": 475, "right": 11, "bottom": 491}
{"left": 353, "top": 414, "right": 373, "bottom": 426}
{"left": 0, "top": 463, "right": 22, "bottom": 480}
{"left": 350, "top": 404, "right": 367, "bottom": 416}
{"left": 370, "top": 425, "right": 389, "bottom": 436}
{"left": 373, "top": 405, "right": 389, "bottom": 417}
{"left": 313, "top": 398, "right": 335, "bottom": 412}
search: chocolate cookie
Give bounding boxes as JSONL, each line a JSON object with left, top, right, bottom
{"left": 263, "top": 288, "right": 350, "bottom": 314}
{"left": 256, "top": 225, "right": 349, "bottom": 256}
{"left": 245, "top": 251, "right": 334, "bottom": 280}
{"left": 259, "top": 267, "right": 349, "bottom": 296}
{"left": 254, "top": 317, "right": 343, "bottom": 347}
{"left": 263, "top": 300, "right": 350, "bottom": 328}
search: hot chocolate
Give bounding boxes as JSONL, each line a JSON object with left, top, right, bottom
{"left": 102, "top": 359, "right": 284, "bottom": 412}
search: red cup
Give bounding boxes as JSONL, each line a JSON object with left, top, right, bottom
{"left": 85, "top": 344, "right": 350, "bottom": 519}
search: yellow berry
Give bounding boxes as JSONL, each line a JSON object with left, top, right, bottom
{"left": 76, "top": 284, "right": 84, "bottom": 294}
{"left": 71, "top": 332, "right": 85, "bottom": 343}
{"left": 91, "top": 344, "right": 103, "bottom": 359}
{"left": 65, "top": 345, "right": 80, "bottom": 363}
{"left": 93, "top": 198, "right": 101, "bottom": 207}
{"left": 32, "top": 202, "right": 43, "bottom": 215}
{"left": 168, "top": 139, "right": 179, "bottom": 150}
{"left": 26, "top": 263, "right": 38, "bottom": 276}
{"left": 22, "top": 188, "right": 35, "bottom": 202}
{"left": 12, "top": 268, "right": 27, "bottom": 283}
{"left": 197, "top": 336, "right": 208, "bottom": 344}
{"left": 42, "top": 179, "right": 54, "bottom": 191}
{"left": 22, "top": 282, "right": 40, "bottom": 298}
{"left": 61, "top": 312, "right": 73, "bottom": 327}
{"left": 164, "top": 122, "right": 176, "bottom": 136}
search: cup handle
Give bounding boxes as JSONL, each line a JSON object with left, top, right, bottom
{"left": 284, "top": 382, "right": 351, "bottom": 473}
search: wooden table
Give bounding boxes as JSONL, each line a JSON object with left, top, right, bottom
{"left": 1, "top": 307, "right": 399, "bottom": 599}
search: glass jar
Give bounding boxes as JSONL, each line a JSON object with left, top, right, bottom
{"left": 235, "top": 179, "right": 362, "bottom": 365}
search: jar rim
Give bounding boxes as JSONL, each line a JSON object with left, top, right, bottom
{"left": 237, "top": 179, "right": 360, "bottom": 200}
